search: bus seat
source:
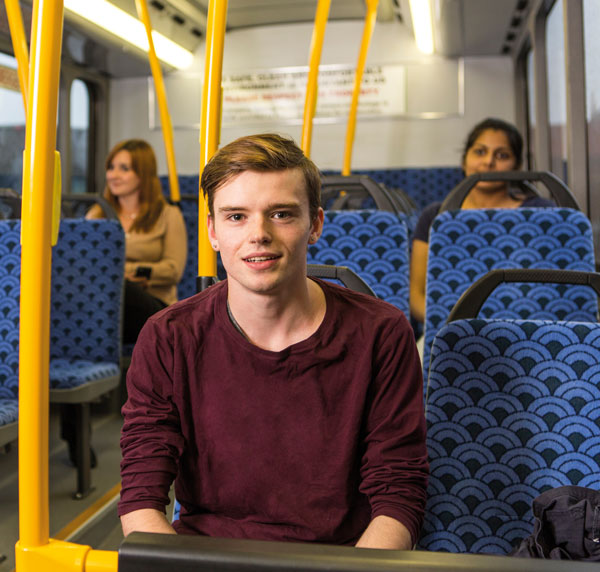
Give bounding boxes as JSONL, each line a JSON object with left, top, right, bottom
{"left": 307, "top": 263, "right": 376, "bottom": 297}
{"left": 422, "top": 208, "right": 597, "bottom": 384}
{"left": 49, "top": 219, "right": 125, "bottom": 498}
{"left": 307, "top": 210, "right": 410, "bottom": 316}
{"left": 419, "top": 316, "right": 600, "bottom": 554}
{"left": 0, "top": 220, "right": 20, "bottom": 448}
{"left": 322, "top": 167, "right": 464, "bottom": 212}
{"left": 174, "top": 198, "right": 225, "bottom": 301}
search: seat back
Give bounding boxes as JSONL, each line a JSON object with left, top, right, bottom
{"left": 420, "top": 318, "right": 600, "bottom": 554}
{"left": 324, "top": 168, "right": 464, "bottom": 212}
{"left": 50, "top": 219, "right": 125, "bottom": 365}
{"left": 308, "top": 210, "right": 410, "bottom": 316}
{"left": 0, "top": 220, "right": 20, "bottom": 401}
{"left": 177, "top": 202, "right": 199, "bottom": 300}
{"left": 175, "top": 199, "right": 226, "bottom": 300}
{"left": 422, "top": 208, "right": 597, "bottom": 382}
{"left": 307, "top": 263, "right": 376, "bottom": 297}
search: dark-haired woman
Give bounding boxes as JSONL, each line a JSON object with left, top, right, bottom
{"left": 409, "top": 118, "right": 554, "bottom": 324}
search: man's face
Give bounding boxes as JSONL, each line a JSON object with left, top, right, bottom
{"left": 207, "top": 168, "right": 323, "bottom": 297}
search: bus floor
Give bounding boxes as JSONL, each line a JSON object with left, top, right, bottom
{"left": 0, "top": 396, "right": 125, "bottom": 571}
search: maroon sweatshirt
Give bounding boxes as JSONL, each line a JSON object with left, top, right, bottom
{"left": 119, "top": 278, "right": 428, "bottom": 545}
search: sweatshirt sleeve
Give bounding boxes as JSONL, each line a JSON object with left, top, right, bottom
{"left": 147, "top": 206, "right": 188, "bottom": 286}
{"left": 125, "top": 205, "right": 188, "bottom": 287}
{"left": 118, "top": 316, "right": 184, "bottom": 516}
{"left": 358, "top": 312, "right": 429, "bottom": 545}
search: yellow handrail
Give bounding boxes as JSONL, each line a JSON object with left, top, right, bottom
{"left": 4, "top": 0, "right": 29, "bottom": 112}
{"left": 198, "top": 0, "right": 227, "bottom": 280}
{"left": 135, "top": 0, "right": 181, "bottom": 203}
{"left": 301, "top": 0, "right": 331, "bottom": 157}
{"left": 17, "top": 0, "right": 64, "bottom": 554}
{"left": 342, "top": 0, "right": 379, "bottom": 176}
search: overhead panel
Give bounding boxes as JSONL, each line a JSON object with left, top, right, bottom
{"left": 225, "top": 0, "right": 369, "bottom": 29}
{"left": 409, "top": 0, "right": 529, "bottom": 57}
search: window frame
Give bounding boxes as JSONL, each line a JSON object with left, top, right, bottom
{"left": 58, "top": 63, "right": 108, "bottom": 196}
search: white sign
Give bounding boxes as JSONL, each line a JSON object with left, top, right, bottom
{"left": 221, "top": 65, "right": 406, "bottom": 126}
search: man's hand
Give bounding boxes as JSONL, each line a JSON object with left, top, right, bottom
{"left": 121, "top": 508, "right": 177, "bottom": 536}
{"left": 355, "top": 515, "right": 412, "bottom": 550}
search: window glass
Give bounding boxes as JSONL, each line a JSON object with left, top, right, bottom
{"left": 526, "top": 49, "right": 536, "bottom": 169}
{"left": 584, "top": 0, "right": 600, "bottom": 207}
{"left": 0, "top": 53, "right": 25, "bottom": 194}
{"left": 70, "top": 79, "right": 90, "bottom": 194}
{"left": 545, "top": 0, "right": 568, "bottom": 181}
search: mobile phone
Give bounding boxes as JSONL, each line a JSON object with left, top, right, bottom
{"left": 135, "top": 266, "right": 152, "bottom": 279}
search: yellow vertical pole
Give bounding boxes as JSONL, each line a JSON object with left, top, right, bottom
{"left": 17, "top": 0, "right": 63, "bottom": 553}
{"left": 198, "top": 0, "right": 227, "bottom": 282}
{"left": 301, "top": 0, "right": 331, "bottom": 157}
{"left": 342, "top": 0, "right": 378, "bottom": 176}
{"left": 135, "top": 0, "right": 181, "bottom": 203}
{"left": 4, "top": 0, "right": 29, "bottom": 112}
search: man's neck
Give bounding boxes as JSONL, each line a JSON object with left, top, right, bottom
{"left": 226, "top": 278, "right": 326, "bottom": 352}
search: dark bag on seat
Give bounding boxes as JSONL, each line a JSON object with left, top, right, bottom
{"left": 511, "top": 486, "right": 600, "bottom": 560}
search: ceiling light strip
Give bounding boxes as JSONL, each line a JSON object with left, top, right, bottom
{"left": 64, "top": 0, "right": 193, "bottom": 69}
{"left": 409, "top": 0, "right": 434, "bottom": 54}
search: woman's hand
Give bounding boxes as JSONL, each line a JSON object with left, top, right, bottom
{"left": 125, "top": 274, "right": 149, "bottom": 289}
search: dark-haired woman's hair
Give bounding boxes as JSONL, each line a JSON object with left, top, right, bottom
{"left": 462, "top": 118, "right": 523, "bottom": 169}
{"left": 90, "top": 139, "right": 166, "bottom": 233}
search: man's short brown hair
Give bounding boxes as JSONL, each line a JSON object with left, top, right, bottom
{"left": 201, "top": 133, "right": 322, "bottom": 221}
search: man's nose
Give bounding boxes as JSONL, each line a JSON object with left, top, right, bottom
{"left": 249, "top": 216, "right": 271, "bottom": 243}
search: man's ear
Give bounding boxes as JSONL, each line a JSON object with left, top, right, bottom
{"left": 207, "top": 215, "right": 218, "bottom": 251}
{"left": 308, "top": 207, "right": 324, "bottom": 244}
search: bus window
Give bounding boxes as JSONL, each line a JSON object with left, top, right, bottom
{"left": 546, "top": 0, "right": 568, "bottom": 183}
{"left": 0, "top": 52, "right": 25, "bottom": 195}
{"left": 70, "top": 78, "right": 90, "bottom": 194}
{"left": 584, "top": 0, "right": 600, "bottom": 205}
{"left": 526, "top": 48, "right": 536, "bottom": 170}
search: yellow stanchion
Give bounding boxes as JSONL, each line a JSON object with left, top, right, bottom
{"left": 16, "top": 0, "right": 63, "bottom": 561}
{"left": 135, "top": 0, "right": 181, "bottom": 203}
{"left": 84, "top": 549, "right": 119, "bottom": 571}
{"left": 4, "top": 0, "right": 29, "bottom": 112}
{"left": 342, "top": 0, "right": 379, "bottom": 176}
{"left": 301, "top": 0, "right": 331, "bottom": 157}
{"left": 198, "top": 0, "right": 227, "bottom": 281}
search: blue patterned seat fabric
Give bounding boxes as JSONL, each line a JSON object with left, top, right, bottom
{"left": 0, "top": 398, "right": 17, "bottom": 425}
{"left": 323, "top": 168, "right": 464, "bottom": 212}
{"left": 50, "top": 219, "right": 125, "bottom": 389}
{"left": 422, "top": 208, "right": 597, "bottom": 383}
{"left": 0, "top": 221, "right": 20, "bottom": 427}
{"left": 420, "top": 318, "right": 600, "bottom": 554}
{"left": 307, "top": 210, "right": 410, "bottom": 316}
{"left": 175, "top": 205, "right": 225, "bottom": 301}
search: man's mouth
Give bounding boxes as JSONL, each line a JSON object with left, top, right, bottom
{"left": 245, "top": 256, "right": 279, "bottom": 262}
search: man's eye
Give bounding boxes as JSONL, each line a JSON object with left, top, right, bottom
{"left": 273, "top": 211, "right": 291, "bottom": 219}
{"left": 228, "top": 214, "right": 243, "bottom": 221}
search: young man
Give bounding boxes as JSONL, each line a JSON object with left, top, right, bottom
{"left": 119, "top": 134, "right": 428, "bottom": 549}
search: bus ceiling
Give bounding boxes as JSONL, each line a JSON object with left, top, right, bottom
{"left": 0, "top": 0, "right": 530, "bottom": 80}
